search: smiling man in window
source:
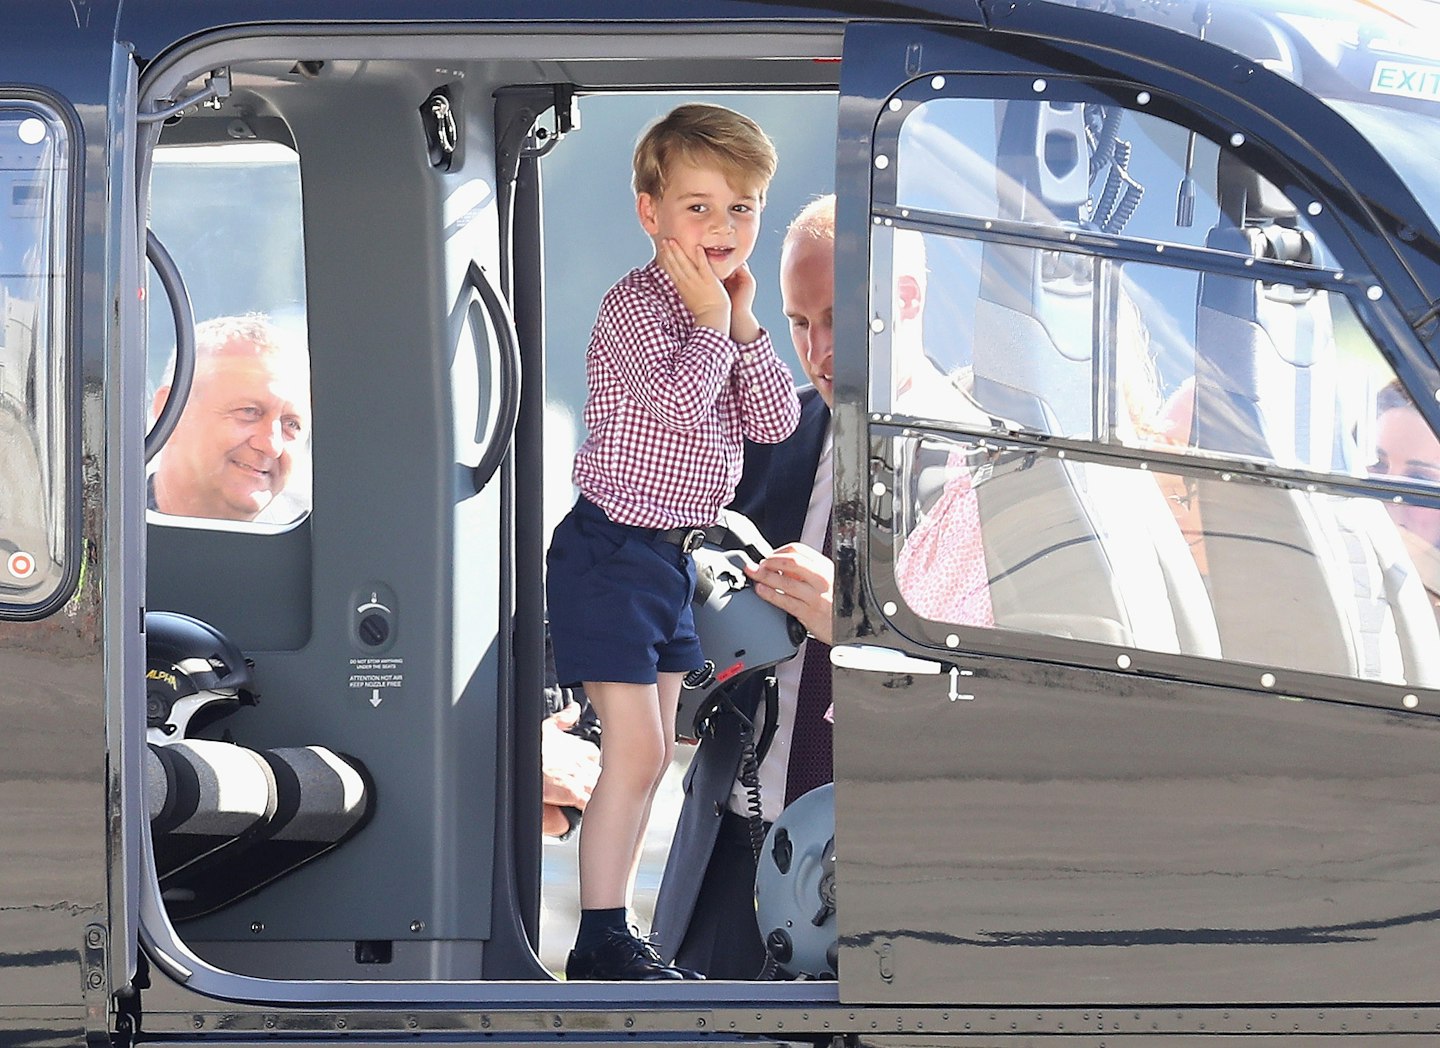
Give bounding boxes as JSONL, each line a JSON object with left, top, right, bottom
{"left": 149, "top": 313, "right": 311, "bottom": 523}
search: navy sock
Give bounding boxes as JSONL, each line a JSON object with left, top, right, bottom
{"left": 575, "top": 907, "right": 627, "bottom": 951}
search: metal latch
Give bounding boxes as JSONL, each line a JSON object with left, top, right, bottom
{"left": 138, "top": 68, "right": 231, "bottom": 125}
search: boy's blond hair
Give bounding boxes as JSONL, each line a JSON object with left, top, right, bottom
{"left": 633, "top": 103, "right": 777, "bottom": 199}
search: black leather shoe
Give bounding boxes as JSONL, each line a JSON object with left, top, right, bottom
{"left": 565, "top": 928, "right": 687, "bottom": 981}
{"left": 632, "top": 933, "right": 706, "bottom": 980}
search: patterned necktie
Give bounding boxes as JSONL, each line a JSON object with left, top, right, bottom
{"left": 785, "top": 523, "right": 833, "bottom": 808}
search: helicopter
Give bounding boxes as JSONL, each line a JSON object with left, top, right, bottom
{"left": 8, "top": 0, "right": 1440, "bottom": 1042}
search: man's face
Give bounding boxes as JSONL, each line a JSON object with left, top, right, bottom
{"left": 153, "top": 344, "right": 309, "bottom": 520}
{"left": 780, "top": 234, "right": 835, "bottom": 408}
{"left": 1373, "top": 404, "right": 1440, "bottom": 548}
{"left": 637, "top": 162, "right": 763, "bottom": 282}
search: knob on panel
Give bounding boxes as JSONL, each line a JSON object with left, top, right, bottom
{"left": 351, "top": 582, "right": 398, "bottom": 654}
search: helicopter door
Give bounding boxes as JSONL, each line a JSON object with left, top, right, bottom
{"left": 0, "top": 22, "right": 142, "bottom": 1042}
{"left": 112, "top": 43, "right": 147, "bottom": 1011}
{"left": 832, "top": 15, "right": 1440, "bottom": 1006}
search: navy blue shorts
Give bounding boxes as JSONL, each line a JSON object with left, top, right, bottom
{"left": 546, "top": 497, "right": 704, "bottom": 687}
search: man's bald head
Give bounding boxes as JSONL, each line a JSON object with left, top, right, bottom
{"left": 781, "top": 196, "right": 837, "bottom": 407}
{"left": 781, "top": 194, "right": 932, "bottom": 409}
{"left": 784, "top": 193, "right": 836, "bottom": 250}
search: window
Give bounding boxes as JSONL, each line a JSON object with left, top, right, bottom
{"left": 871, "top": 87, "right": 1440, "bottom": 689}
{"left": 0, "top": 103, "right": 73, "bottom": 617}
{"left": 145, "top": 142, "right": 311, "bottom": 529}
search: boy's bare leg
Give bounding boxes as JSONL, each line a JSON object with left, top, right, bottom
{"left": 579, "top": 680, "right": 670, "bottom": 910}
{"left": 624, "top": 671, "right": 681, "bottom": 906}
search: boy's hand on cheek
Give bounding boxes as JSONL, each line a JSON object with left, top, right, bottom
{"left": 659, "top": 238, "right": 730, "bottom": 335}
{"left": 723, "top": 263, "right": 760, "bottom": 345}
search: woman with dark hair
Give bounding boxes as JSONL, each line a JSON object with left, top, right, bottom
{"left": 1371, "top": 379, "right": 1440, "bottom": 620}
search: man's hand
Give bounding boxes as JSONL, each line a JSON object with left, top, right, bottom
{"left": 723, "top": 262, "right": 760, "bottom": 345}
{"left": 542, "top": 804, "right": 573, "bottom": 838}
{"left": 541, "top": 701, "right": 601, "bottom": 838}
{"left": 745, "top": 541, "right": 834, "bottom": 645}
{"left": 658, "top": 238, "right": 731, "bottom": 335}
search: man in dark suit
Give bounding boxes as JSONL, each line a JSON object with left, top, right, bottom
{"left": 652, "top": 195, "right": 838, "bottom": 979}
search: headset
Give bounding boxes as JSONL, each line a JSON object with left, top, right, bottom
{"left": 145, "top": 610, "right": 257, "bottom": 743}
{"left": 678, "top": 507, "right": 807, "bottom": 742}
{"left": 675, "top": 508, "right": 809, "bottom": 861}
{"left": 755, "top": 782, "right": 836, "bottom": 980}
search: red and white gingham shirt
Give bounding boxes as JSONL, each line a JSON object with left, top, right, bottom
{"left": 573, "top": 261, "right": 800, "bottom": 528}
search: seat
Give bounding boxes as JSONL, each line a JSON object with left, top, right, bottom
{"left": 161, "top": 744, "right": 373, "bottom": 921}
{"left": 145, "top": 611, "right": 376, "bottom": 920}
{"left": 146, "top": 738, "right": 276, "bottom": 884}
{"left": 962, "top": 100, "right": 1221, "bottom": 656}
{"left": 1191, "top": 157, "right": 1440, "bottom": 685}
{"left": 147, "top": 740, "right": 373, "bottom": 920}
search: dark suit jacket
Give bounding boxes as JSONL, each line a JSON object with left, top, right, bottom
{"left": 651, "top": 387, "right": 830, "bottom": 962}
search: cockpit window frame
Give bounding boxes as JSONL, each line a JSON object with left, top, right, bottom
{"left": 0, "top": 93, "right": 82, "bottom": 622}
{"left": 834, "top": 15, "right": 1440, "bottom": 712}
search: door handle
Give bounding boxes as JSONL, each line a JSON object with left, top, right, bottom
{"left": 830, "top": 644, "right": 976, "bottom": 700}
{"left": 464, "top": 260, "right": 522, "bottom": 493}
{"left": 829, "top": 644, "right": 945, "bottom": 674}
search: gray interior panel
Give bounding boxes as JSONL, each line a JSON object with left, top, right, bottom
{"left": 147, "top": 523, "right": 312, "bottom": 651}
{"left": 146, "top": 54, "right": 503, "bottom": 978}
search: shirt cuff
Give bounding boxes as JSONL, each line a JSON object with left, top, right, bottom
{"left": 733, "top": 328, "right": 774, "bottom": 366}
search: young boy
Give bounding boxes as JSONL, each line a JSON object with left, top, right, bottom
{"left": 546, "top": 103, "right": 800, "bottom": 981}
